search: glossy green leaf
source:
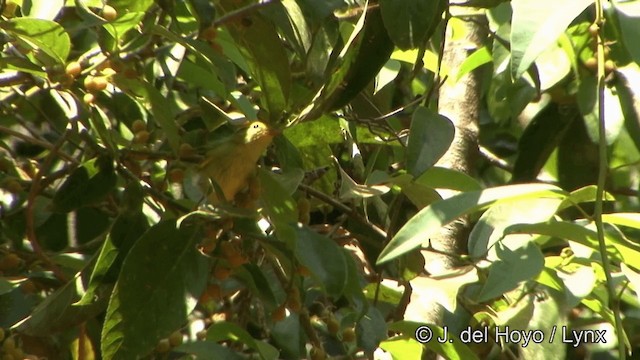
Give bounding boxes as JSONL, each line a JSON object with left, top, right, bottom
{"left": 512, "top": 102, "right": 578, "bottom": 182}
{"left": 612, "top": 0, "right": 640, "bottom": 65}
{"left": 379, "top": 0, "right": 446, "bottom": 50}
{"left": 377, "top": 183, "right": 566, "bottom": 265}
{"left": 258, "top": 169, "right": 298, "bottom": 224}
{"left": 218, "top": 0, "right": 291, "bottom": 120}
{"left": 476, "top": 241, "right": 544, "bottom": 302}
{"left": 207, "top": 321, "right": 279, "bottom": 360}
{"left": 406, "top": 106, "right": 454, "bottom": 177}
{"left": 374, "top": 59, "right": 401, "bottom": 94}
{"left": 14, "top": 267, "right": 112, "bottom": 336}
{"left": 511, "top": 0, "right": 593, "bottom": 80}
{"left": 506, "top": 221, "right": 640, "bottom": 264}
{"left": 356, "top": 307, "right": 387, "bottom": 354}
{"left": 455, "top": 46, "right": 492, "bottom": 81}
{"left": 387, "top": 321, "right": 479, "bottom": 360}
{"left": 108, "top": 0, "right": 154, "bottom": 13}
{"left": 174, "top": 341, "right": 244, "bottom": 359}
{"left": 468, "top": 197, "right": 562, "bottom": 259}
{"left": 101, "top": 220, "right": 209, "bottom": 359}
{"left": 24, "top": 0, "right": 64, "bottom": 20}
{"left": 602, "top": 213, "right": 640, "bottom": 230}
{"left": 615, "top": 71, "right": 640, "bottom": 153}
{"left": 0, "top": 18, "right": 71, "bottom": 64}
{"left": 414, "top": 166, "right": 482, "bottom": 192}
{"left": 577, "top": 75, "right": 625, "bottom": 145}
{"left": 294, "top": 226, "right": 348, "bottom": 297}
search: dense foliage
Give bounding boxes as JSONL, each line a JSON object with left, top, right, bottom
{"left": 1, "top": 0, "right": 640, "bottom": 359}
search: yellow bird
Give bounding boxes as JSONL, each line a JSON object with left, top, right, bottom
{"left": 199, "top": 121, "right": 277, "bottom": 204}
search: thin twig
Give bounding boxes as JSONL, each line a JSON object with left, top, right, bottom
{"left": 299, "top": 183, "right": 387, "bottom": 241}
{"left": 213, "top": 0, "right": 280, "bottom": 27}
{"left": 593, "top": 4, "right": 627, "bottom": 356}
{"left": 0, "top": 125, "right": 77, "bottom": 164}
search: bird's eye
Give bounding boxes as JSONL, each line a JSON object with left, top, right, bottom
{"left": 253, "top": 124, "right": 260, "bottom": 129}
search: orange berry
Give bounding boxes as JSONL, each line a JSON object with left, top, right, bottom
{"left": 201, "top": 26, "right": 218, "bottom": 41}
{"left": 133, "top": 130, "right": 150, "bottom": 144}
{"left": 213, "top": 265, "right": 231, "bottom": 280}
{"left": 0, "top": 254, "right": 21, "bottom": 271}
{"left": 65, "top": 61, "right": 82, "bottom": 77}
{"left": 155, "top": 338, "right": 170, "bottom": 353}
{"left": 272, "top": 304, "right": 286, "bottom": 322}
{"left": 310, "top": 346, "right": 326, "bottom": 360}
{"left": 83, "top": 93, "right": 96, "bottom": 105}
{"left": 168, "top": 168, "right": 184, "bottom": 183}
{"left": 326, "top": 316, "right": 340, "bottom": 335}
{"left": 101, "top": 5, "right": 117, "bottom": 21}
{"left": 168, "top": 331, "right": 183, "bottom": 347}
{"left": 178, "top": 143, "right": 195, "bottom": 158}
{"left": 341, "top": 327, "right": 356, "bottom": 342}
{"left": 584, "top": 57, "right": 597, "bottom": 71}
{"left": 131, "top": 119, "right": 146, "bottom": 133}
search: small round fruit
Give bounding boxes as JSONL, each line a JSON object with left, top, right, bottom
{"left": 0, "top": 253, "right": 21, "bottom": 271}
{"left": 91, "top": 77, "right": 108, "bottom": 91}
{"left": 168, "top": 331, "right": 183, "bottom": 347}
{"left": 605, "top": 59, "right": 615, "bottom": 74}
{"left": 588, "top": 23, "right": 599, "bottom": 37}
{"left": 196, "top": 330, "right": 208, "bottom": 340}
{"left": 341, "top": 327, "right": 356, "bottom": 342}
{"left": 134, "top": 130, "right": 150, "bottom": 144}
{"left": 101, "top": 5, "right": 118, "bottom": 21}
{"left": 65, "top": 61, "right": 82, "bottom": 77}
{"left": 310, "top": 346, "right": 326, "bottom": 360}
{"left": 20, "top": 280, "right": 37, "bottom": 294}
{"left": 326, "top": 316, "right": 340, "bottom": 335}
{"left": 155, "top": 338, "right": 171, "bottom": 353}
{"left": 201, "top": 26, "right": 218, "bottom": 41}
{"left": 3, "top": 179, "right": 22, "bottom": 194}
{"left": 131, "top": 119, "right": 146, "bottom": 133}
{"left": 2, "top": 336, "right": 15, "bottom": 351}
{"left": 272, "top": 304, "right": 286, "bottom": 322}
{"left": 227, "top": 254, "right": 248, "bottom": 268}
{"left": 83, "top": 93, "right": 96, "bottom": 105}
{"left": 584, "top": 57, "right": 597, "bottom": 71}
{"left": 168, "top": 168, "right": 185, "bottom": 183}
{"left": 178, "top": 143, "right": 195, "bottom": 158}
{"left": 213, "top": 265, "right": 231, "bottom": 280}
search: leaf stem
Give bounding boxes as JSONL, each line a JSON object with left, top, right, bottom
{"left": 593, "top": 1, "right": 626, "bottom": 357}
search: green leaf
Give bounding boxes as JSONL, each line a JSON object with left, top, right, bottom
{"left": 374, "top": 59, "right": 401, "bottom": 94}
{"left": 476, "top": 241, "right": 544, "bottom": 302}
{"left": 108, "top": 0, "right": 154, "bottom": 13}
{"left": 387, "top": 321, "right": 480, "bottom": 360}
{"left": 512, "top": 102, "right": 578, "bottom": 182}
{"left": 283, "top": 115, "right": 343, "bottom": 147}
{"left": 611, "top": 0, "right": 640, "bottom": 65}
{"left": 577, "top": 75, "right": 625, "bottom": 145}
{"left": 510, "top": 0, "right": 593, "bottom": 80}
{"left": 558, "top": 185, "right": 615, "bottom": 211}
{"left": 101, "top": 220, "right": 209, "bottom": 359}
{"left": 294, "top": 226, "right": 348, "bottom": 297}
{"left": 207, "top": 321, "right": 279, "bottom": 360}
{"left": 616, "top": 72, "right": 640, "bottom": 153}
{"left": 379, "top": 0, "right": 446, "bottom": 50}
{"left": 112, "top": 75, "right": 181, "bottom": 153}
{"left": 174, "top": 341, "right": 244, "bottom": 359}
{"left": 14, "top": 268, "right": 112, "bottom": 336}
{"left": 406, "top": 106, "right": 455, "bottom": 177}
{"left": 455, "top": 46, "right": 493, "bottom": 81}
{"left": 356, "top": 307, "right": 387, "bottom": 354}
{"left": 258, "top": 169, "right": 298, "bottom": 224}
{"left": 76, "top": 208, "right": 148, "bottom": 306}
{"left": 218, "top": 0, "right": 291, "bottom": 120}
{"left": 377, "top": 183, "right": 566, "bottom": 265}
{"left": 414, "top": 167, "right": 483, "bottom": 192}
{"left": 468, "top": 197, "right": 561, "bottom": 259}
{"left": 506, "top": 221, "right": 640, "bottom": 264}
{"left": 24, "top": 0, "right": 64, "bottom": 20}
{"left": 0, "top": 18, "right": 71, "bottom": 64}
